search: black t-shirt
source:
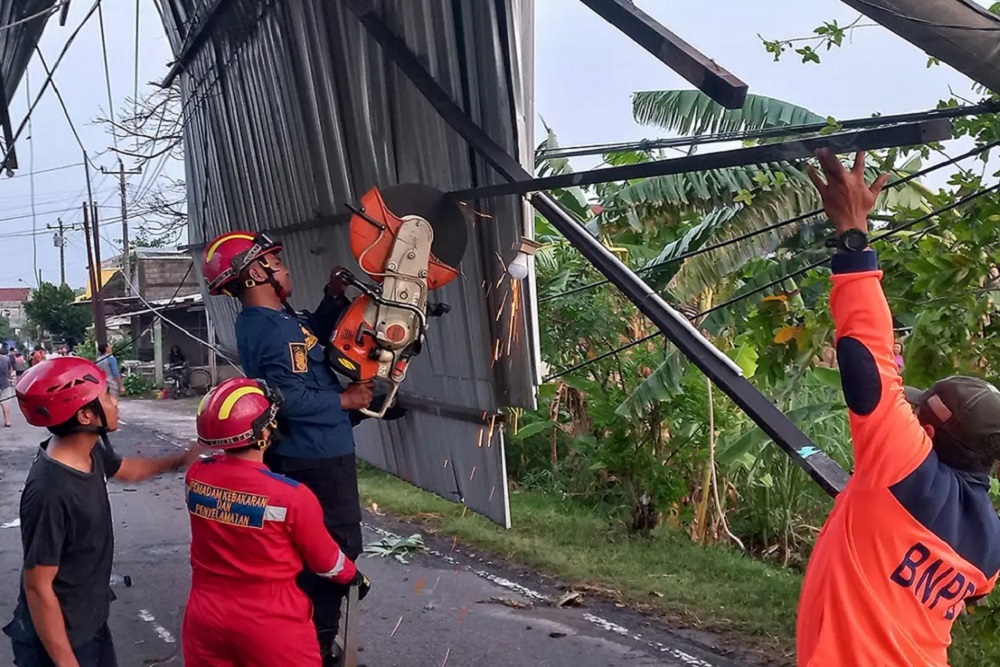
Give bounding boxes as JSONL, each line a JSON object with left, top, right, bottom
{"left": 11, "top": 439, "right": 123, "bottom": 646}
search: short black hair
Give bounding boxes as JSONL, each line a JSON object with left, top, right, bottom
{"left": 98, "top": 343, "right": 110, "bottom": 354}
{"left": 48, "top": 398, "right": 104, "bottom": 437}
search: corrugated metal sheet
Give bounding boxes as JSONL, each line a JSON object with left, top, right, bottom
{"left": 0, "top": 0, "right": 56, "bottom": 100}
{"left": 841, "top": 0, "right": 1000, "bottom": 93}
{"left": 157, "top": 0, "right": 536, "bottom": 526}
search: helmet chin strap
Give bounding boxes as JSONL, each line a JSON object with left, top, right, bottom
{"left": 243, "top": 258, "right": 298, "bottom": 317}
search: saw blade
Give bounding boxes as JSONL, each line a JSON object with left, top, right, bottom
{"left": 377, "top": 183, "right": 469, "bottom": 269}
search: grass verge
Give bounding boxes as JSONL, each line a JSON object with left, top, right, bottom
{"left": 358, "top": 463, "right": 801, "bottom": 663}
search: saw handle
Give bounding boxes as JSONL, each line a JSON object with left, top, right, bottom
{"left": 359, "top": 382, "right": 401, "bottom": 420}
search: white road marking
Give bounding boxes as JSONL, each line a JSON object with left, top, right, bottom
{"left": 362, "top": 523, "right": 718, "bottom": 666}
{"left": 2, "top": 518, "right": 20, "bottom": 528}
{"left": 138, "top": 609, "right": 176, "bottom": 644}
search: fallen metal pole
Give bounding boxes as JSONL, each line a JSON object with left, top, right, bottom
{"left": 449, "top": 118, "right": 952, "bottom": 201}
{"left": 578, "top": 0, "right": 748, "bottom": 109}
{"left": 345, "top": 0, "right": 857, "bottom": 497}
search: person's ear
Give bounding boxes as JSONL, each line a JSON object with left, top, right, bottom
{"left": 76, "top": 406, "right": 95, "bottom": 426}
{"left": 924, "top": 424, "right": 935, "bottom": 439}
{"left": 247, "top": 263, "right": 267, "bottom": 283}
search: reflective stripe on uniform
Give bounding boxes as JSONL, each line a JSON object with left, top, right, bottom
{"left": 317, "top": 551, "right": 346, "bottom": 579}
{"left": 263, "top": 505, "right": 287, "bottom": 522}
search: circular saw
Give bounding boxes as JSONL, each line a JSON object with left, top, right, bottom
{"left": 326, "top": 184, "right": 469, "bottom": 418}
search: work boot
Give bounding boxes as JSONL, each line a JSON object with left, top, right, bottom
{"left": 319, "top": 631, "right": 343, "bottom": 667}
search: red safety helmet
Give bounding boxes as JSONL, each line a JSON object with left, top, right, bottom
{"left": 202, "top": 231, "right": 283, "bottom": 296}
{"left": 196, "top": 377, "right": 282, "bottom": 449}
{"left": 16, "top": 357, "right": 108, "bottom": 427}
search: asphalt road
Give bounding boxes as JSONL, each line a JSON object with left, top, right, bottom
{"left": 0, "top": 399, "right": 757, "bottom": 667}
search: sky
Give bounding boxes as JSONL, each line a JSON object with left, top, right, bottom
{"left": 0, "top": 0, "right": 991, "bottom": 291}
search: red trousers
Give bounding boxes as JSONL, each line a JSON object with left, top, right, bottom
{"left": 183, "top": 580, "right": 320, "bottom": 667}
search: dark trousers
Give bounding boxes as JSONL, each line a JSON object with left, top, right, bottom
{"left": 8, "top": 623, "right": 117, "bottom": 667}
{"left": 265, "top": 452, "right": 362, "bottom": 642}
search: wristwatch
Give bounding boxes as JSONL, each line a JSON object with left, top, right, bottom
{"left": 824, "top": 228, "right": 869, "bottom": 253}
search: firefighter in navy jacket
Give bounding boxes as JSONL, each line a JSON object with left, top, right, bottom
{"left": 202, "top": 231, "right": 373, "bottom": 664}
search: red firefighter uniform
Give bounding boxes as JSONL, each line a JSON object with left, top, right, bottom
{"left": 797, "top": 250, "right": 1000, "bottom": 666}
{"left": 182, "top": 379, "right": 360, "bottom": 667}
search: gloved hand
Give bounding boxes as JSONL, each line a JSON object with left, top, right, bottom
{"left": 352, "top": 570, "right": 371, "bottom": 601}
{"left": 326, "top": 266, "right": 350, "bottom": 298}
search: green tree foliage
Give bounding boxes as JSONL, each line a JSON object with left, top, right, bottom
{"left": 23, "top": 282, "right": 92, "bottom": 344}
{"left": 0, "top": 313, "right": 13, "bottom": 340}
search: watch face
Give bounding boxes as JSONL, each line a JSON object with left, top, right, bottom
{"left": 842, "top": 230, "right": 868, "bottom": 251}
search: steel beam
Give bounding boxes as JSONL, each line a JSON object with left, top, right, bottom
{"left": 578, "top": 0, "right": 748, "bottom": 109}
{"left": 344, "top": 0, "right": 853, "bottom": 497}
{"left": 0, "top": 68, "right": 18, "bottom": 171}
{"left": 449, "top": 118, "right": 952, "bottom": 201}
{"left": 160, "top": 0, "right": 232, "bottom": 88}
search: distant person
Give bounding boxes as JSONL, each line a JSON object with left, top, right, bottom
{"left": 797, "top": 149, "right": 1000, "bottom": 666}
{"left": 169, "top": 345, "right": 186, "bottom": 366}
{"left": 0, "top": 344, "right": 13, "bottom": 428}
{"left": 30, "top": 346, "right": 46, "bottom": 367}
{"left": 2, "top": 357, "right": 201, "bottom": 666}
{"left": 893, "top": 341, "right": 905, "bottom": 372}
{"left": 11, "top": 349, "right": 26, "bottom": 380}
{"left": 96, "top": 343, "right": 125, "bottom": 398}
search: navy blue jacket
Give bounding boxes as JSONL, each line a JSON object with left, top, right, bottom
{"left": 236, "top": 294, "right": 354, "bottom": 459}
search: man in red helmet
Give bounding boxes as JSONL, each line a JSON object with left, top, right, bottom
{"left": 202, "top": 231, "right": 376, "bottom": 662}
{"left": 183, "top": 377, "right": 370, "bottom": 666}
{"left": 2, "top": 357, "right": 201, "bottom": 667}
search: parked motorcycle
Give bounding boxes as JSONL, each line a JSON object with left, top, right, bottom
{"left": 163, "top": 362, "right": 213, "bottom": 399}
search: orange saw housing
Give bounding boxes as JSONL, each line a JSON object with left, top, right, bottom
{"left": 328, "top": 185, "right": 466, "bottom": 387}
{"left": 350, "top": 187, "right": 461, "bottom": 290}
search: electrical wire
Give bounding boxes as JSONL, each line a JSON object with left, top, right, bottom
{"left": 538, "top": 102, "right": 1000, "bottom": 160}
{"left": 0, "top": 0, "right": 102, "bottom": 171}
{"left": 0, "top": 162, "right": 84, "bottom": 180}
{"left": 542, "top": 182, "right": 1000, "bottom": 382}
{"left": 540, "top": 138, "right": 1000, "bottom": 304}
{"left": 127, "top": 276, "right": 243, "bottom": 372}
{"left": 96, "top": 1, "right": 118, "bottom": 152}
{"left": 33, "top": 48, "right": 100, "bottom": 171}
{"left": 26, "top": 68, "right": 38, "bottom": 286}
{"left": 133, "top": 0, "right": 141, "bottom": 155}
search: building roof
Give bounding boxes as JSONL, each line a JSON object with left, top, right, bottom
{"left": 0, "top": 287, "right": 30, "bottom": 302}
{"left": 76, "top": 268, "right": 122, "bottom": 302}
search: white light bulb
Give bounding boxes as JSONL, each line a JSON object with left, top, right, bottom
{"left": 507, "top": 253, "right": 530, "bottom": 280}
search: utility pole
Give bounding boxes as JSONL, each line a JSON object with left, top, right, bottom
{"left": 47, "top": 218, "right": 66, "bottom": 285}
{"left": 83, "top": 203, "right": 107, "bottom": 348}
{"left": 101, "top": 160, "right": 141, "bottom": 293}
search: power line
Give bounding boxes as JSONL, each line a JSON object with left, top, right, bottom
{"left": 0, "top": 162, "right": 84, "bottom": 180}
{"left": 34, "top": 48, "right": 99, "bottom": 170}
{"left": 538, "top": 101, "right": 1000, "bottom": 160}
{"left": 96, "top": 1, "right": 118, "bottom": 152}
{"left": 540, "top": 139, "right": 1000, "bottom": 304}
{"left": 133, "top": 0, "right": 141, "bottom": 155}
{"left": 543, "top": 182, "right": 1000, "bottom": 381}
{"left": 26, "top": 68, "right": 37, "bottom": 286}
